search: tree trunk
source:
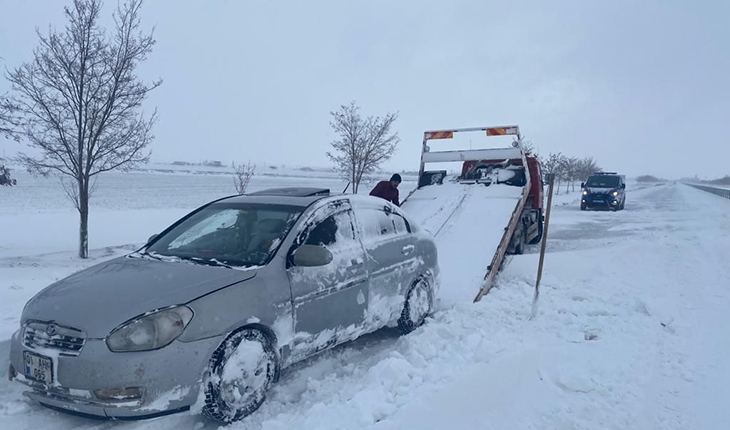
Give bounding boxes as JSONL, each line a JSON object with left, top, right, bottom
{"left": 78, "top": 179, "right": 89, "bottom": 259}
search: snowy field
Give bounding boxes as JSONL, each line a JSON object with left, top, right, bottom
{"left": 0, "top": 168, "right": 417, "bottom": 259}
{"left": 1, "top": 172, "right": 730, "bottom": 430}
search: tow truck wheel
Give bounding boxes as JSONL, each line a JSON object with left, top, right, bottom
{"left": 528, "top": 218, "right": 543, "bottom": 245}
{"left": 515, "top": 228, "right": 526, "bottom": 255}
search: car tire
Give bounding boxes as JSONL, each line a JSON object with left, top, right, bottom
{"left": 202, "top": 328, "right": 279, "bottom": 424}
{"left": 580, "top": 203, "right": 586, "bottom": 211}
{"left": 509, "top": 226, "right": 526, "bottom": 255}
{"left": 397, "top": 276, "right": 434, "bottom": 334}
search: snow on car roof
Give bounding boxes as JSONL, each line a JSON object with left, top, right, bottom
{"left": 217, "top": 191, "right": 332, "bottom": 208}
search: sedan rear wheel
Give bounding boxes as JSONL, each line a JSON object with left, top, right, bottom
{"left": 202, "top": 329, "right": 278, "bottom": 424}
{"left": 398, "top": 277, "right": 434, "bottom": 334}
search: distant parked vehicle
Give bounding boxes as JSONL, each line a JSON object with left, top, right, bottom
{"left": 8, "top": 188, "right": 439, "bottom": 423}
{"left": 581, "top": 172, "right": 627, "bottom": 211}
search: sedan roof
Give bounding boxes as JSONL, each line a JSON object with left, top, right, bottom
{"left": 214, "top": 188, "right": 339, "bottom": 208}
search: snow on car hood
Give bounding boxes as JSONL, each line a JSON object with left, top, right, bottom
{"left": 21, "top": 255, "right": 257, "bottom": 338}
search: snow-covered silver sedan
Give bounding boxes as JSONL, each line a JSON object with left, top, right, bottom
{"left": 8, "top": 187, "right": 439, "bottom": 423}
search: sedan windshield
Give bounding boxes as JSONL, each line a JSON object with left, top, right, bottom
{"left": 145, "top": 203, "right": 303, "bottom": 267}
{"left": 586, "top": 176, "right": 619, "bottom": 188}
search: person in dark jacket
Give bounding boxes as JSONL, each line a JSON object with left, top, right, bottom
{"left": 369, "top": 174, "right": 401, "bottom": 206}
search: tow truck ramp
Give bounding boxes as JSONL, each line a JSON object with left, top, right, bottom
{"left": 401, "top": 125, "right": 533, "bottom": 303}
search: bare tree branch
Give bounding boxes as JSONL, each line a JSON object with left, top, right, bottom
{"left": 61, "top": 176, "right": 81, "bottom": 211}
{"left": 0, "top": 93, "right": 21, "bottom": 140}
{"left": 521, "top": 138, "right": 537, "bottom": 157}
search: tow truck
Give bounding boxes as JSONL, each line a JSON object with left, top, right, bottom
{"left": 401, "top": 125, "right": 545, "bottom": 300}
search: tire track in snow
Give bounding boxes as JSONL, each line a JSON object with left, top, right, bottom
{"left": 433, "top": 187, "right": 471, "bottom": 238}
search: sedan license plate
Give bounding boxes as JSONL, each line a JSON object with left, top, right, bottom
{"left": 23, "top": 351, "right": 53, "bottom": 385}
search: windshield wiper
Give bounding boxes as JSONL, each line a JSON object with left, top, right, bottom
{"left": 178, "top": 256, "right": 235, "bottom": 269}
{"left": 133, "top": 250, "right": 165, "bottom": 261}
{"left": 138, "top": 252, "right": 258, "bottom": 269}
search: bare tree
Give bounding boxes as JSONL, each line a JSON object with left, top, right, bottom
{"left": 540, "top": 153, "right": 602, "bottom": 195}
{"left": 0, "top": 163, "right": 17, "bottom": 186}
{"left": 563, "top": 157, "right": 580, "bottom": 193}
{"left": 556, "top": 155, "right": 570, "bottom": 194}
{"left": 541, "top": 152, "right": 564, "bottom": 194}
{"left": 576, "top": 157, "right": 600, "bottom": 184}
{"left": 326, "top": 101, "right": 400, "bottom": 194}
{"left": 521, "top": 138, "right": 537, "bottom": 157}
{"left": 6, "top": 0, "right": 161, "bottom": 258}
{"left": 636, "top": 175, "right": 662, "bottom": 183}
{"left": 233, "top": 160, "right": 255, "bottom": 194}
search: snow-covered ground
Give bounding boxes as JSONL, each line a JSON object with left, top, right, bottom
{"left": 1, "top": 171, "right": 729, "bottom": 429}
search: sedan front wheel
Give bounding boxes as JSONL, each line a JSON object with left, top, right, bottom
{"left": 202, "top": 328, "right": 278, "bottom": 424}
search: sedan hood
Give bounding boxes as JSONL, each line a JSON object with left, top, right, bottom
{"left": 22, "top": 255, "right": 257, "bottom": 338}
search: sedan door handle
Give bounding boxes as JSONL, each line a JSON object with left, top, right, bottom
{"left": 401, "top": 245, "right": 415, "bottom": 255}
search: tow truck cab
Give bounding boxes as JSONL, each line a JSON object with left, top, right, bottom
{"left": 460, "top": 155, "right": 544, "bottom": 215}
{"left": 460, "top": 155, "right": 545, "bottom": 249}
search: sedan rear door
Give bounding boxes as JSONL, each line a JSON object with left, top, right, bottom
{"left": 352, "top": 201, "right": 417, "bottom": 327}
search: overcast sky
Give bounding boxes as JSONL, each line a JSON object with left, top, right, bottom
{"left": 1, "top": 0, "right": 729, "bottom": 179}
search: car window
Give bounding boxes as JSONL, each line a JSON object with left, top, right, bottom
{"left": 304, "top": 210, "right": 356, "bottom": 250}
{"left": 392, "top": 213, "right": 411, "bottom": 234}
{"left": 146, "top": 203, "right": 302, "bottom": 267}
{"left": 357, "top": 208, "right": 408, "bottom": 242}
{"left": 585, "top": 176, "right": 620, "bottom": 188}
{"left": 168, "top": 209, "right": 239, "bottom": 248}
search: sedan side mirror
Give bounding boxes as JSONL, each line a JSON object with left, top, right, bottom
{"left": 148, "top": 234, "right": 158, "bottom": 243}
{"left": 621, "top": 184, "right": 626, "bottom": 189}
{"left": 580, "top": 182, "right": 585, "bottom": 188}
{"left": 292, "top": 244, "right": 333, "bottom": 267}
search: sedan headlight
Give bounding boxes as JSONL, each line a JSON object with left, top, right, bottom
{"left": 106, "top": 306, "right": 193, "bottom": 352}
{"left": 582, "top": 190, "right": 588, "bottom": 195}
{"left": 612, "top": 191, "right": 618, "bottom": 196}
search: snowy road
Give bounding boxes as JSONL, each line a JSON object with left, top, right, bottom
{"left": 1, "top": 182, "right": 730, "bottom": 429}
